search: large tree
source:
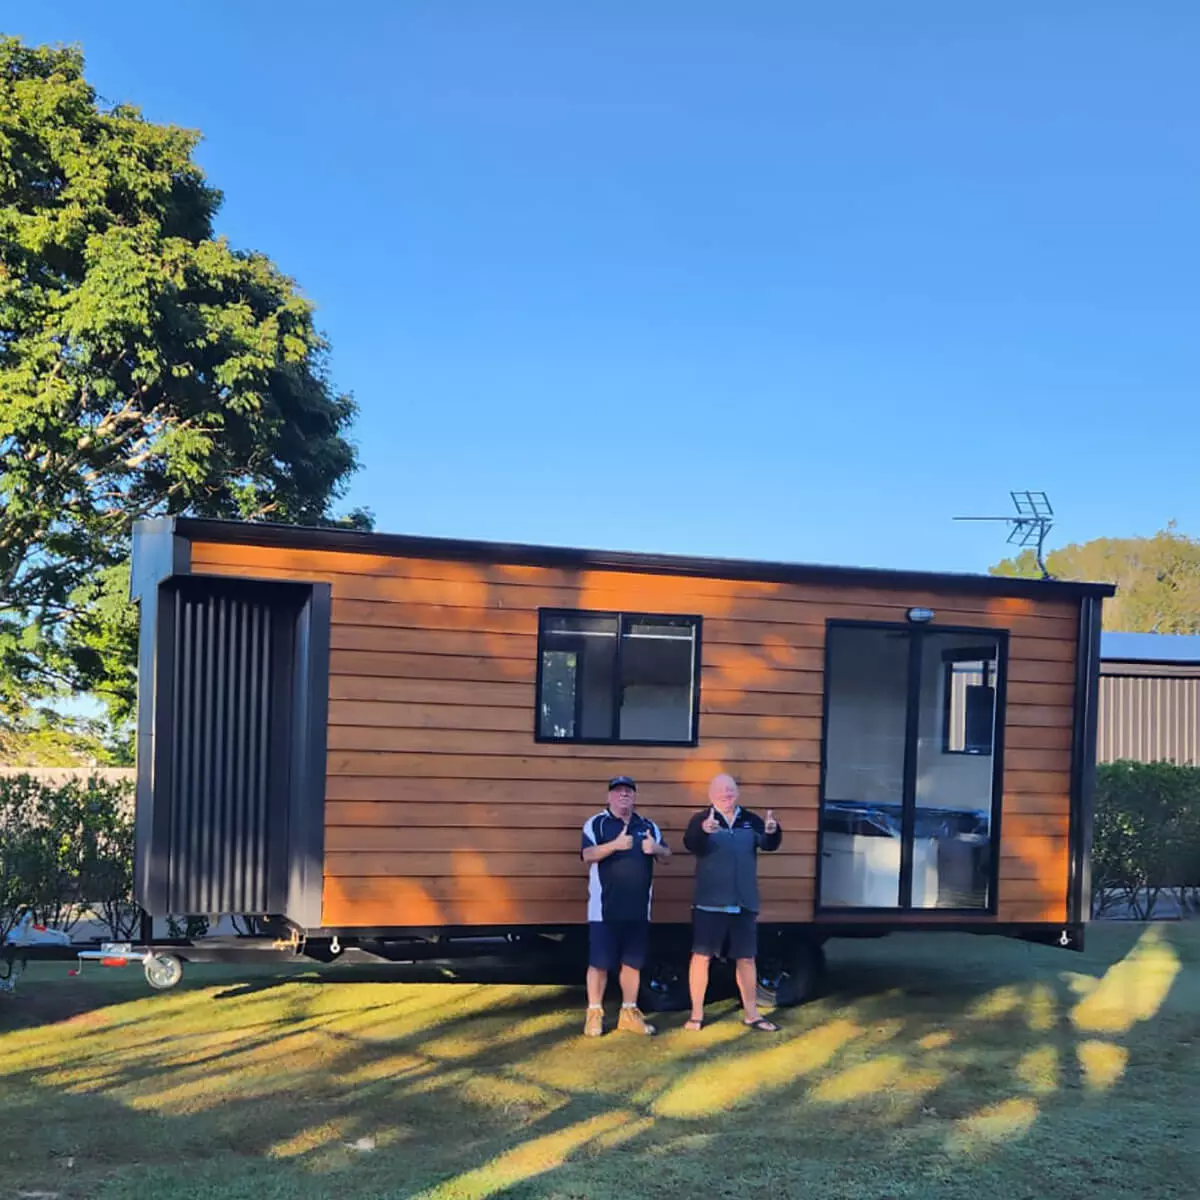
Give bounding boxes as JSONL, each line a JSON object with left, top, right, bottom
{"left": 991, "top": 523, "right": 1200, "bottom": 633}
{"left": 0, "top": 37, "right": 369, "bottom": 726}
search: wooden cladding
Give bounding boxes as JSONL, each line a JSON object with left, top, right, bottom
{"left": 190, "top": 541, "right": 1080, "bottom": 930}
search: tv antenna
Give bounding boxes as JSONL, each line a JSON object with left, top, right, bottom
{"left": 954, "top": 490, "right": 1055, "bottom": 578}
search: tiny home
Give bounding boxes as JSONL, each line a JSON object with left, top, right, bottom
{"left": 126, "top": 517, "right": 1114, "bottom": 1003}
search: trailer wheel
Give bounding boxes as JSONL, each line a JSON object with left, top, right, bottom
{"left": 756, "top": 941, "right": 825, "bottom": 1009}
{"left": 144, "top": 952, "right": 183, "bottom": 991}
{"left": 638, "top": 958, "right": 690, "bottom": 1012}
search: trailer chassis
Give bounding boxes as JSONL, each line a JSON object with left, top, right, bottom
{"left": 4, "top": 920, "right": 1083, "bottom": 1003}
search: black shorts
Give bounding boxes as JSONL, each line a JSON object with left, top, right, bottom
{"left": 691, "top": 907, "right": 757, "bottom": 960}
{"left": 588, "top": 920, "right": 649, "bottom": 971}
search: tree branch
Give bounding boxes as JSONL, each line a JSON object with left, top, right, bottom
{"left": 22, "top": 658, "right": 129, "bottom": 703}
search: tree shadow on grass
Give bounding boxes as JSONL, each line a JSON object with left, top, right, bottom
{"left": 0, "top": 923, "right": 1195, "bottom": 1200}
{"left": 210, "top": 957, "right": 584, "bottom": 1001}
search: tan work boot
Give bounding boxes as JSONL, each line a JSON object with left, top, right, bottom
{"left": 617, "top": 1004, "right": 656, "bottom": 1035}
{"left": 583, "top": 1006, "right": 605, "bottom": 1037}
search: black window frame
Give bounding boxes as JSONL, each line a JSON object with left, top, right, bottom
{"left": 533, "top": 607, "right": 703, "bottom": 746}
{"left": 814, "top": 618, "right": 1009, "bottom": 917}
{"left": 941, "top": 645, "right": 1000, "bottom": 756}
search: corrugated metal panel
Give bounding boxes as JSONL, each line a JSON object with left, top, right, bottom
{"left": 165, "top": 584, "right": 291, "bottom": 914}
{"left": 1097, "top": 674, "right": 1200, "bottom": 765}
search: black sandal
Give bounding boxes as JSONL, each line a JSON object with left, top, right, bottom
{"left": 743, "top": 1016, "right": 780, "bottom": 1032}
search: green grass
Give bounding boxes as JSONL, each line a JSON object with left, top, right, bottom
{"left": 1, "top": 922, "right": 1197, "bottom": 1199}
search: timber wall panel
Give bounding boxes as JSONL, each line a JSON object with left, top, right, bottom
{"left": 190, "top": 542, "right": 1079, "bottom": 929}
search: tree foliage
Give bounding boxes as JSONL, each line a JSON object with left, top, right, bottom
{"left": 0, "top": 37, "right": 370, "bottom": 724}
{"left": 991, "top": 523, "right": 1200, "bottom": 633}
{"left": 0, "top": 706, "right": 128, "bottom": 767}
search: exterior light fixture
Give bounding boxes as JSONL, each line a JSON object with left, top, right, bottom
{"left": 907, "top": 607, "right": 935, "bottom": 623}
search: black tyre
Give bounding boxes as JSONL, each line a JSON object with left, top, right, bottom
{"left": 756, "top": 941, "right": 825, "bottom": 1008}
{"left": 638, "top": 958, "right": 690, "bottom": 1012}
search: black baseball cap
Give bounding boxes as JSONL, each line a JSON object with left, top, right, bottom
{"left": 607, "top": 775, "right": 637, "bottom": 792}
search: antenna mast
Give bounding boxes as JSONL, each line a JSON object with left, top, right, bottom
{"left": 954, "top": 491, "right": 1055, "bottom": 578}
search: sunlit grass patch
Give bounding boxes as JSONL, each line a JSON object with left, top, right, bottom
{"left": 1070, "top": 925, "right": 1181, "bottom": 1034}
{"left": 651, "top": 1017, "right": 862, "bottom": 1118}
{"left": 1025, "top": 981, "right": 1058, "bottom": 1032}
{"left": 1076, "top": 1039, "right": 1129, "bottom": 1092}
{"left": 946, "top": 1096, "right": 1039, "bottom": 1156}
{"left": 810, "top": 1053, "right": 909, "bottom": 1103}
{"left": 410, "top": 1109, "right": 634, "bottom": 1200}
{"left": 1015, "top": 1044, "right": 1059, "bottom": 1095}
{"left": 967, "top": 983, "right": 1023, "bottom": 1020}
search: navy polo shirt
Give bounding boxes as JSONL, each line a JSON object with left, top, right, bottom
{"left": 580, "top": 808, "right": 665, "bottom": 923}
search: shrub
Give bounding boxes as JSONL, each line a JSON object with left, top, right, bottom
{"left": 1092, "top": 760, "right": 1200, "bottom": 919}
{"left": 0, "top": 773, "right": 138, "bottom": 939}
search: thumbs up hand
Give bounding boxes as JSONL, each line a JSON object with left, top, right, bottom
{"left": 701, "top": 807, "right": 720, "bottom": 834}
{"left": 613, "top": 822, "right": 634, "bottom": 852}
{"left": 765, "top": 809, "right": 778, "bottom": 834}
{"left": 641, "top": 831, "right": 657, "bottom": 855}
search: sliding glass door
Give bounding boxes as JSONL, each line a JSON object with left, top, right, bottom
{"left": 818, "top": 622, "right": 1005, "bottom": 912}
{"left": 820, "top": 626, "right": 910, "bottom": 908}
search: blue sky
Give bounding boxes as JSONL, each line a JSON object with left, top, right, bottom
{"left": 11, "top": 2, "right": 1200, "bottom": 574}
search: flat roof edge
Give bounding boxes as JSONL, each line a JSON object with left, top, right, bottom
{"left": 170, "top": 517, "right": 1118, "bottom": 601}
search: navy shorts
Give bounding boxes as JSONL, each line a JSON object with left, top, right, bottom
{"left": 588, "top": 920, "right": 649, "bottom": 971}
{"left": 692, "top": 908, "right": 757, "bottom": 960}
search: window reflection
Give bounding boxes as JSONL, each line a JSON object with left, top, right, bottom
{"left": 820, "top": 626, "right": 908, "bottom": 908}
{"left": 914, "top": 633, "right": 1000, "bottom": 909}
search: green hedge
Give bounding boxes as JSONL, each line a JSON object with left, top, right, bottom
{"left": 1092, "top": 760, "right": 1200, "bottom": 919}
{"left": 0, "top": 773, "right": 138, "bottom": 940}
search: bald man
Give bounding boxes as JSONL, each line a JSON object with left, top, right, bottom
{"left": 682, "top": 773, "right": 782, "bottom": 1031}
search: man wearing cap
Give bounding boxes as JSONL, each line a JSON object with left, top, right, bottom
{"left": 579, "top": 775, "right": 671, "bottom": 1037}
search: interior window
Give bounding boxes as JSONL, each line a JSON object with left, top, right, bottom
{"left": 942, "top": 648, "right": 998, "bottom": 755}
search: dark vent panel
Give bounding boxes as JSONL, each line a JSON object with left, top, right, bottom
{"left": 163, "top": 580, "right": 295, "bottom": 915}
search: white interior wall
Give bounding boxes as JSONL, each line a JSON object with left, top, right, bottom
{"left": 620, "top": 684, "right": 691, "bottom": 740}
{"left": 914, "top": 633, "right": 997, "bottom": 814}
{"left": 824, "top": 629, "right": 909, "bottom": 802}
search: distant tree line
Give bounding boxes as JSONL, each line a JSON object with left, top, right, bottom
{"left": 991, "top": 522, "right": 1200, "bottom": 634}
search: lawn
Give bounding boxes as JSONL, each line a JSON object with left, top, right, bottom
{"left": 1, "top": 921, "right": 1196, "bottom": 1200}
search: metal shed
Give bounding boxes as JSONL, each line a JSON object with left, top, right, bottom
{"left": 1098, "top": 632, "right": 1200, "bottom": 765}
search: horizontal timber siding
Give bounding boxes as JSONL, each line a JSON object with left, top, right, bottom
{"left": 190, "top": 541, "right": 1078, "bottom": 929}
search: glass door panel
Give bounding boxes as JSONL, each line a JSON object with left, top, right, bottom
{"left": 819, "top": 625, "right": 912, "bottom": 908}
{"left": 911, "top": 632, "right": 1002, "bottom": 909}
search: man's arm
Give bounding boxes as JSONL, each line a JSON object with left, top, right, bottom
{"left": 642, "top": 820, "right": 671, "bottom": 860}
{"left": 581, "top": 815, "right": 633, "bottom": 863}
{"left": 751, "top": 809, "right": 783, "bottom": 852}
{"left": 581, "top": 838, "right": 629, "bottom": 864}
{"left": 683, "top": 810, "right": 714, "bottom": 856}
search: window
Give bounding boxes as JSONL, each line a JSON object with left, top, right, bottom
{"left": 818, "top": 623, "right": 1006, "bottom": 913}
{"left": 942, "top": 647, "right": 998, "bottom": 755}
{"left": 535, "top": 609, "right": 701, "bottom": 744}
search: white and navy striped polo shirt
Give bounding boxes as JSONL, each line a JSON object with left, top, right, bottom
{"left": 580, "top": 809, "right": 665, "bottom": 922}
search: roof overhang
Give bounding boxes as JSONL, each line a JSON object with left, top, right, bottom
{"left": 155, "top": 516, "right": 1119, "bottom": 603}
